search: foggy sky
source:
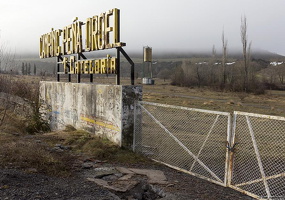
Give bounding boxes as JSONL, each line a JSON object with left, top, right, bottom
{"left": 1, "top": 0, "right": 285, "bottom": 56}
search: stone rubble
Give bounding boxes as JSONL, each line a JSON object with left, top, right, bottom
{"left": 85, "top": 166, "right": 169, "bottom": 200}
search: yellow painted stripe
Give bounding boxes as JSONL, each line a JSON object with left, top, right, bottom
{"left": 80, "top": 116, "right": 120, "bottom": 132}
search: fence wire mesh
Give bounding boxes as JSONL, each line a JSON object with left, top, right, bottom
{"left": 231, "top": 111, "right": 285, "bottom": 199}
{"left": 134, "top": 101, "right": 230, "bottom": 186}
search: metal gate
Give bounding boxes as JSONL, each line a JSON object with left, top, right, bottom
{"left": 229, "top": 111, "right": 285, "bottom": 199}
{"left": 133, "top": 101, "right": 231, "bottom": 186}
{"left": 134, "top": 102, "right": 285, "bottom": 199}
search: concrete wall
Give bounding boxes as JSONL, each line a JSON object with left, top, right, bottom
{"left": 39, "top": 81, "right": 142, "bottom": 148}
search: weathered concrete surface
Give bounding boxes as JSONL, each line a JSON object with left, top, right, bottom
{"left": 86, "top": 167, "right": 168, "bottom": 193}
{"left": 39, "top": 81, "right": 142, "bottom": 148}
{"left": 87, "top": 177, "right": 139, "bottom": 192}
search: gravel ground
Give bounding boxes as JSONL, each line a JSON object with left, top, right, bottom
{"left": 0, "top": 168, "right": 120, "bottom": 200}
{"left": 0, "top": 162, "right": 254, "bottom": 200}
{"left": 112, "top": 163, "right": 254, "bottom": 200}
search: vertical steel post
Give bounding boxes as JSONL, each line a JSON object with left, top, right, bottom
{"left": 142, "top": 48, "right": 145, "bottom": 78}
{"left": 116, "top": 47, "right": 120, "bottom": 85}
{"left": 57, "top": 56, "right": 60, "bottom": 82}
{"left": 133, "top": 102, "right": 137, "bottom": 152}
{"left": 68, "top": 73, "right": 71, "bottom": 82}
{"left": 227, "top": 112, "right": 236, "bottom": 187}
{"left": 150, "top": 61, "right": 153, "bottom": 79}
{"left": 118, "top": 47, "right": 134, "bottom": 85}
{"left": 225, "top": 113, "right": 233, "bottom": 186}
{"left": 116, "top": 9, "right": 121, "bottom": 85}
{"left": 77, "top": 53, "right": 81, "bottom": 83}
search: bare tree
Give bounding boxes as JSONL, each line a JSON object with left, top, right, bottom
{"left": 221, "top": 30, "right": 228, "bottom": 87}
{"left": 209, "top": 45, "right": 217, "bottom": 85}
{"left": 3, "top": 49, "right": 15, "bottom": 72}
{"left": 0, "top": 75, "right": 12, "bottom": 127}
{"left": 241, "top": 16, "right": 252, "bottom": 92}
{"left": 0, "top": 32, "right": 16, "bottom": 73}
{"left": 0, "top": 33, "right": 15, "bottom": 126}
{"left": 34, "top": 64, "right": 37, "bottom": 75}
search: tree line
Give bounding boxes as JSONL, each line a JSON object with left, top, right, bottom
{"left": 169, "top": 16, "right": 275, "bottom": 94}
{"left": 21, "top": 63, "right": 37, "bottom": 75}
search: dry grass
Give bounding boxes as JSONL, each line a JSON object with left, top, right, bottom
{"left": 142, "top": 79, "right": 285, "bottom": 117}
{"left": 0, "top": 75, "right": 151, "bottom": 177}
{"left": 0, "top": 134, "right": 74, "bottom": 176}
{"left": 0, "top": 127, "right": 151, "bottom": 177}
{"left": 0, "top": 108, "right": 27, "bottom": 135}
{"left": 44, "top": 127, "right": 151, "bottom": 164}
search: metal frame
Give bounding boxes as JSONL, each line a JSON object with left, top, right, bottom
{"left": 56, "top": 47, "right": 134, "bottom": 85}
{"left": 56, "top": 10, "right": 133, "bottom": 85}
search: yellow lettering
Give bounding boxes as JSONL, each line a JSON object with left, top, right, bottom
{"left": 70, "top": 56, "right": 75, "bottom": 74}
{"left": 98, "top": 13, "right": 105, "bottom": 50}
{"left": 63, "top": 57, "right": 68, "bottom": 73}
{"left": 113, "top": 8, "right": 120, "bottom": 44}
{"left": 63, "top": 25, "right": 72, "bottom": 55}
{"left": 71, "top": 21, "right": 83, "bottom": 54}
{"left": 40, "top": 8, "right": 122, "bottom": 58}
{"left": 57, "top": 55, "right": 116, "bottom": 74}
{"left": 80, "top": 60, "right": 85, "bottom": 73}
{"left": 91, "top": 16, "right": 99, "bottom": 51}
{"left": 95, "top": 60, "right": 100, "bottom": 73}
{"left": 100, "top": 59, "right": 107, "bottom": 74}
{"left": 75, "top": 61, "right": 81, "bottom": 74}
{"left": 105, "top": 9, "right": 113, "bottom": 48}
{"left": 110, "top": 57, "right": 116, "bottom": 73}
{"left": 42, "top": 33, "right": 51, "bottom": 58}
{"left": 39, "top": 35, "right": 45, "bottom": 58}
{"left": 89, "top": 60, "right": 95, "bottom": 73}
{"left": 85, "top": 18, "right": 92, "bottom": 51}
{"left": 50, "top": 29, "right": 62, "bottom": 56}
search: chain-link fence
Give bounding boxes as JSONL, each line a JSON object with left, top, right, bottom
{"left": 134, "top": 102, "right": 285, "bottom": 199}
{"left": 134, "top": 101, "right": 231, "bottom": 186}
{"left": 230, "top": 111, "right": 285, "bottom": 199}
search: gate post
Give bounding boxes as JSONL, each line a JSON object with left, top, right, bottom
{"left": 133, "top": 101, "right": 143, "bottom": 152}
{"left": 226, "top": 113, "right": 236, "bottom": 187}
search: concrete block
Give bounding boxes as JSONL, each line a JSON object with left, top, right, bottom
{"left": 39, "top": 81, "right": 142, "bottom": 148}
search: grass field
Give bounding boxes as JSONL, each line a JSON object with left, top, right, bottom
{"left": 140, "top": 79, "right": 285, "bottom": 117}
{"left": 3, "top": 73, "right": 285, "bottom": 117}
{"left": 15, "top": 72, "right": 285, "bottom": 117}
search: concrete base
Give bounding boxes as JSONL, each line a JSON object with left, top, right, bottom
{"left": 39, "top": 81, "right": 142, "bottom": 148}
{"left": 142, "top": 77, "right": 155, "bottom": 85}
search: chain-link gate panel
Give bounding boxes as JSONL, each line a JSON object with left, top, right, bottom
{"left": 230, "top": 111, "right": 285, "bottom": 199}
{"left": 134, "top": 101, "right": 231, "bottom": 186}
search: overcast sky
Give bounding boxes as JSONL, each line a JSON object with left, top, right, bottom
{"left": 1, "top": 0, "right": 285, "bottom": 56}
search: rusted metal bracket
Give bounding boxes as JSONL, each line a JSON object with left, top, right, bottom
{"left": 226, "top": 142, "right": 239, "bottom": 152}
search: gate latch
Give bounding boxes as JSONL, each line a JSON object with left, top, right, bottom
{"left": 226, "top": 142, "right": 239, "bottom": 152}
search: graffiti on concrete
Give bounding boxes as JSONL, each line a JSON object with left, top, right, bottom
{"left": 80, "top": 115, "right": 120, "bottom": 132}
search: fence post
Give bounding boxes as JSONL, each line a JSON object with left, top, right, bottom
{"left": 226, "top": 112, "right": 236, "bottom": 187}
{"left": 133, "top": 101, "right": 143, "bottom": 152}
{"left": 133, "top": 101, "right": 137, "bottom": 152}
